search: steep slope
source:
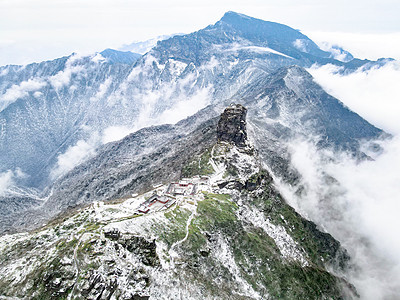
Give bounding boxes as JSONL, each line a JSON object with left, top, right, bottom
{"left": 238, "top": 65, "right": 385, "bottom": 181}
{"left": 0, "top": 105, "right": 356, "bottom": 299}
{"left": 0, "top": 53, "right": 137, "bottom": 188}
{"left": 0, "top": 106, "right": 220, "bottom": 234}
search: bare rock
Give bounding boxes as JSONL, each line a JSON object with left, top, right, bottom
{"left": 217, "top": 104, "right": 247, "bottom": 147}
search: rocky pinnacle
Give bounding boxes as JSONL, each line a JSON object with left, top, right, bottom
{"left": 217, "top": 104, "right": 247, "bottom": 147}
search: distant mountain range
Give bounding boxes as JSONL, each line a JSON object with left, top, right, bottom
{"left": 0, "top": 10, "right": 387, "bottom": 235}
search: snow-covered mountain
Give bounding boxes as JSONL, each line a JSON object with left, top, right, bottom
{"left": 1, "top": 63, "right": 385, "bottom": 234}
{"left": 0, "top": 11, "right": 384, "bottom": 192}
{"left": 0, "top": 11, "right": 394, "bottom": 299}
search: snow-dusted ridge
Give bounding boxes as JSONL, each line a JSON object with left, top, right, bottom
{"left": 0, "top": 141, "right": 352, "bottom": 299}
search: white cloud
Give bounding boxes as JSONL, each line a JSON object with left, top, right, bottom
{"left": 49, "top": 65, "right": 83, "bottom": 90}
{"left": 50, "top": 132, "right": 101, "bottom": 180}
{"left": 0, "top": 170, "right": 15, "bottom": 196}
{"left": 278, "top": 136, "right": 400, "bottom": 299}
{"left": 91, "top": 53, "right": 106, "bottom": 63}
{"left": 0, "top": 78, "right": 47, "bottom": 111}
{"left": 293, "top": 39, "right": 307, "bottom": 52}
{"left": 0, "top": 39, "right": 15, "bottom": 47}
{"left": 48, "top": 54, "right": 86, "bottom": 90}
{"left": 305, "top": 31, "right": 400, "bottom": 61}
{"left": 50, "top": 123, "right": 137, "bottom": 178}
{"left": 49, "top": 52, "right": 214, "bottom": 177}
{"left": 316, "top": 42, "right": 352, "bottom": 62}
{"left": 308, "top": 61, "right": 400, "bottom": 135}
{"left": 225, "top": 43, "right": 294, "bottom": 59}
{"left": 0, "top": 54, "right": 90, "bottom": 111}
{"left": 273, "top": 61, "right": 400, "bottom": 298}
{"left": 90, "top": 78, "right": 111, "bottom": 102}
{"left": 0, "top": 168, "right": 27, "bottom": 196}
{"left": 33, "top": 91, "right": 43, "bottom": 98}
{"left": 102, "top": 126, "right": 133, "bottom": 144}
{"left": 119, "top": 34, "right": 178, "bottom": 54}
{"left": 0, "top": 67, "right": 9, "bottom": 76}
{"left": 158, "top": 87, "right": 212, "bottom": 124}
{"left": 1, "top": 1, "right": 400, "bottom": 66}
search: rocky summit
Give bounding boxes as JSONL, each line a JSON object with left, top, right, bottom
{"left": 217, "top": 104, "right": 248, "bottom": 147}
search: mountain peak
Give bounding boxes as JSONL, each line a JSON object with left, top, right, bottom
{"left": 220, "top": 10, "right": 279, "bottom": 27}
{"left": 221, "top": 11, "right": 253, "bottom": 21}
{"left": 217, "top": 11, "right": 331, "bottom": 59}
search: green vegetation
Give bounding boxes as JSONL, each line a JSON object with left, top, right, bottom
{"left": 0, "top": 158, "right": 349, "bottom": 300}
{"left": 156, "top": 206, "right": 192, "bottom": 247}
{"left": 213, "top": 143, "right": 231, "bottom": 156}
{"left": 246, "top": 169, "right": 267, "bottom": 184}
{"left": 162, "top": 190, "right": 345, "bottom": 299}
{"left": 181, "top": 147, "right": 214, "bottom": 177}
{"left": 196, "top": 192, "right": 237, "bottom": 229}
{"left": 83, "top": 222, "right": 101, "bottom": 232}
{"left": 104, "top": 207, "right": 120, "bottom": 213}
{"left": 250, "top": 185, "right": 346, "bottom": 267}
{"left": 9, "top": 236, "right": 78, "bottom": 299}
{"left": 80, "top": 240, "right": 93, "bottom": 253}
{"left": 184, "top": 192, "right": 238, "bottom": 253}
{"left": 223, "top": 164, "right": 238, "bottom": 178}
{"left": 230, "top": 223, "right": 342, "bottom": 299}
{"left": 55, "top": 238, "right": 78, "bottom": 251}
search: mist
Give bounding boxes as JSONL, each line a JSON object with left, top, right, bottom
{"left": 0, "top": 168, "right": 27, "bottom": 196}
{"left": 49, "top": 53, "right": 214, "bottom": 180}
{"left": 275, "top": 62, "right": 400, "bottom": 298}
{"left": 308, "top": 61, "right": 400, "bottom": 134}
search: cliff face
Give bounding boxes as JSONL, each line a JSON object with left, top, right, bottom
{"left": 217, "top": 104, "right": 248, "bottom": 147}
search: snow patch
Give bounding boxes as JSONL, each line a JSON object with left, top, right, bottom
{"left": 212, "top": 234, "right": 263, "bottom": 299}
{"left": 226, "top": 43, "right": 294, "bottom": 59}
{"left": 240, "top": 205, "right": 309, "bottom": 266}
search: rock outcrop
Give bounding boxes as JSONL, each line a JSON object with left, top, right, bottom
{"left": 217, "top": 104, "right": 247, "bottom": 147}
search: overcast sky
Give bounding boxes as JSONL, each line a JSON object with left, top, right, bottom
{"left": 1, "top": 0, "right": 399, "bottom": 66}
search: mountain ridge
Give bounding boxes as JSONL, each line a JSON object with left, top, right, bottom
{"left": 0, "top": 105, "right": 357, "bottom": 299}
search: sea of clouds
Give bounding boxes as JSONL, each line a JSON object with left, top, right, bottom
{"left": 276, "top": 60, "right": 400, "bottom": 299}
